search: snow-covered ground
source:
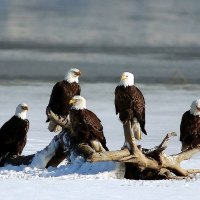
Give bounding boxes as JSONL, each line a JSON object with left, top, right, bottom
{"left": 0, "top": 81, "right": 200, "bottom": 200}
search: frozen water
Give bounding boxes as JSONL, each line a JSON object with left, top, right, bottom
{"left": 0, "top": 81, "right": 200, "bottom": 199}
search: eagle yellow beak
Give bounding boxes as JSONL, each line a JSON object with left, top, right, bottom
{"left": 22, "top": 105, "right": 29, "bottom": 111}
{"left": 69, "top": 99, "right": 76, "bottom": 105}
{"left": 121, "top": 75, "right": 127, "bottom": 80}
{"left": 74, "top": 71, "right": 81, "bottom": 76}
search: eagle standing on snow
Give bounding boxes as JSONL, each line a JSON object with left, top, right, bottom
{"left": 115, "top": 72, "right": 147, "bottom": 144}
{"left": 69, "top": 95, "right": 109, "bottom": 152}
{"left": 0, "top": 103, "right": 29, "bottom": 158}
{"left": 46, "top": 68, "right": 81, "bottom": 132}
{"left": 180, "top": 99, "right": 200, "bottom": 151}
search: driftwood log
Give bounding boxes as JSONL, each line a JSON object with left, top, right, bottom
{"left": 1, "top": 111, "right": 200, "bottom": 180}
{"left": 87, "top": 131, "right": 200, "bottom": 179}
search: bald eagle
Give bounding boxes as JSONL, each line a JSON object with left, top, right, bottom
{"left": 180, "top": 99, "right": 200, "bottom": 151}
{"left": 69, "top": 96, "right": 109, "bottom": 152}
{"left": 46, "top": 68, "right": 81, "bottom": 132}
{"left": 0, "top": 103, "right": 29, "bottom": 158}
{"left": 115, "top": 72, "right": 147, "bottom": 143}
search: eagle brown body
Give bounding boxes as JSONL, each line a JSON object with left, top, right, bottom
{"left": 0, "top": 116, "right": 29, "bottom": 157}
{"left": 180, "top": 111, "right": 200, "bottom": 150}
{"left": 69, "top": 109, "right": 109, "bottom": 151}
{"left": 46, "top": 81, "right": 81, "bottom": 122}
{"left": 115, "top": 85, "right": 147, "bottom": 135}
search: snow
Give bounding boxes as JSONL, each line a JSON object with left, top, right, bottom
{"left": 30, "top": 135, "right": 59, "bottom": 169}
{"left": 0, "top": 172, "right": 200, "bottom": 200}
{"left": 0, "top": 81, "right": 200, "bottom": 200}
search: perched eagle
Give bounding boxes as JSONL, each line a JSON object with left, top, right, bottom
{"left": 46, "top": 68, "right": 81, "bottom": 132}
{"left": 180, "top": 99, "right": 200, "bottom": 151}
{"left": 115, "top": 72, "right": 147, "bottom": 143}
{"left": 69, "top": 95, "right": 109, "bottom": 152}
{"left": 0, "top": 103, "right": 29, "bottom": 158}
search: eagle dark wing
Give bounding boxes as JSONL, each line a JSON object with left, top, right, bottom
{"left": 130, "top": 86, "right": 146, "bottom": 134}
{"left": 17, "top": 119, "right": 29, "bottom": 155}
{"left": 115, "top": 85, "right": 146, "bottom": 134}
{"left": 47, "top": 82, "right": 64, "bottom": 115}
{"left": 180, "top": 111, "right": 190, "bottom": 142}
{"left": 180, "top": 111, "right": 200, "bottom": 148}
{"left": 0, "top": 116, "right": 29, "bottom": 156}
{"left": 114, "top": 86, "right": 121, "bottom": 116}
{"left": 70, "top": 109, "right": 108, "bottom": 150}
{"left": 47, "top": 81, "right": 81, "bottom": 120}
{"left": 83, "top": 110, "right": 104, "bottom": 140}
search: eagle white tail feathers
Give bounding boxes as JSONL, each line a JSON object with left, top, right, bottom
{"left": 48, "top": 120, "right": 62, "bottom": 133}
{"left": 131, "top": 118, "right": 142, "bottom": 140}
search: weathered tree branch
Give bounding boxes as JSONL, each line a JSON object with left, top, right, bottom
{"left": 46, "top": 108, "right": 71, "bottom": 129}
{"left": 174, "top": 146, "right": 200, "bottom": 163}
{"left": 158, "top": 132, "right": 177, "bottom": 149}
{"left": 86, "top": 130, "right": 200, "bottom": 179}
{"left": 187, "top": 169, "right": 200, "bottom": 174}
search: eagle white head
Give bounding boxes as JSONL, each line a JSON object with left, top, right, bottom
{"left": 15, "top": 103, "right": 28, "bottom": 120}
{"left": 119, "top": 72, "right": 134, "bottom": 87}
{"left": 69, "top": 95, "right": 86, "bottom": 110}
{"left": 190, "top": 99, "right": 200, "bottom": 116}
{"left": 65, "top": 68, "right": 81, "bottom": 83}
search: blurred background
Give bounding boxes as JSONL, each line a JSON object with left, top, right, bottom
{"left": 0, "top": 0, "right": 200, "bottom": 83}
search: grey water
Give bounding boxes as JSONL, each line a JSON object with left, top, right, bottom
{"left": 0, "top": 0, "right": 200, "bottom": 83}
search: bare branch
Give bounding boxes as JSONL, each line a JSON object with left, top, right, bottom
{"left": 47, "top": 109, "right": 70, "bottom": 129}
{"left": 169, "top": 165, "right": 188, "bottom": 176}
{"left": 158, "top": 132, "right": 177, "bottom": 149}
{"left": 174, "top": 146, "right": 200, "bottom": 163}
{"left": 141, "top": 132, "right": 176, "bottom": 158}
{"left": 87, "top": 148, "right": 130, "bottom": 162}
{"left": 187, "top": 169, "right": 200, "bottom": 174}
